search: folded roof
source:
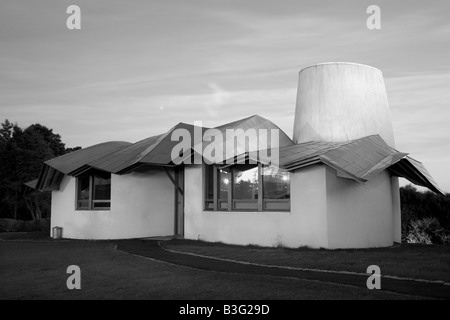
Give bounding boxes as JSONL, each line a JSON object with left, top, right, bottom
{"left": 33, "top": 117, "right": 443, "bottom": 195}
{"left": 87, "top": 133, "right": 166, "bottom": 174}
{"left": 39, "top": 115, "right": 291, "bottom": 179}
{"left": 197, "top": 114, "right": 294, "bottom": 163}
{"left": 44, "top": 141, "right": 132, "bottom": 175}
{"left": 226, "top": 135, "right": 443, "bottom": 195}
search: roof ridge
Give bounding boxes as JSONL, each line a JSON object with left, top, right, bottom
{"left": 214, "top": 114, "right": 262, "bottom": 130}
{"left": 135, "top": 122, "right": 207, "bottom": 164}
{"left": 45, "top": 141, "right": 131, "bottom": 165}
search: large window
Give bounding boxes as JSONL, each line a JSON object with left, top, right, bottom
{"left": 204, "top": 163, "right": 290, "bottom": 212}
{"left": 76, "top": 172, "right": 111, "bottom": 210}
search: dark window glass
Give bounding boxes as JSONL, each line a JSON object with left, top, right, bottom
{"left": 204, "top": 163, "right": 290, "bottom": 212}
{"left": 205, "top": 165, "right": 214, "bottom": 200}
{"left": 77, "top": 175, "right": 90, "bottom": 200}
{"left": 233, "top": 164, "right": 259, "bottom": 200}
{"left": 263, "top": 166, "right": 290, "bottom": 199}
{"left": 93, "top": 202, "right": 111, "bottom": 209}
{"left": 77, "top": 175, "right": 90, "bottom": 209}
{"left": 76, "top": 172, "right": 111, "bottom": 210}
{"left": 93, "top": 175, "right": 111, "bottom": 200}
{"left": 218, "top": 168, "right": 231, "bottom": 200}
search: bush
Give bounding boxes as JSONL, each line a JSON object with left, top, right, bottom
{"left": 0, "top": 218, "right": 50, "bottom": 232}
{"left": 406, "top": 218, "right": 450, "bottom": 245}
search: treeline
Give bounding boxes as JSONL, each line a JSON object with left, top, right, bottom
{"left": 0, "top": 119, "right": 80, "bottom": 220}
{"left": 400, "top": 185, "right": 450, "bottom": 244}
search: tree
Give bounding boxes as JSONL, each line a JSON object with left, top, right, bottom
{"left": 0, "top": 120, "right": 21, "bottom": 218}
{"left": 25, "top": 124, "right": 66, "bottom": 156}
{"left": 0, "top": 119, "right": 15, "bottom": 143}
{"left": 65, "top": 146, "right": 82, "bottom": 153}
{"left": 0, "top": 119, "right": 81, "bottom": 220}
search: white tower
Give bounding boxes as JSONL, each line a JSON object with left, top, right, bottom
{"left": 293, "top": 62, "right": 396, "bottom": 147}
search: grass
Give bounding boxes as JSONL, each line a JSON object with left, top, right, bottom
{"left": 164, "top": 239, "right": 450, "bottom": 282}
{"left": 0, "top": 234, "right": 421, "bottom": 300}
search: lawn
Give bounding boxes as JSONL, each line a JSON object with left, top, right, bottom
{"left": 163, "top": 240, "right": 450, "bottom": 282}
{"left": 0, "top": 235, "right": 420, "bottom": 300}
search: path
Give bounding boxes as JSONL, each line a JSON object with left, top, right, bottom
{"left": 117, "top": 240, "right": 450, "bottom": 300}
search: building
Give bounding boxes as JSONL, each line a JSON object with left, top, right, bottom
{"left": 33, "top": 62, "right": 443, "bottom": 249}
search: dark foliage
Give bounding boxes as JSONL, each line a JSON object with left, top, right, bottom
{"left": 0, "top": 119, "right": 81, "bottom": 220}
{"left": 400, "top": 185, "right": 450, "bottom": 244}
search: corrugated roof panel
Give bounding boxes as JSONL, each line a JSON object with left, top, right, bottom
{"left": 35, "top": 114, "right": 443, "bottom": 195}
{"left": 361, "top": 153, "right": 407, "bottom": 180}
{"left": 226, "top": 134, "right": 442, "bottom": 194}
{"left": 45, "top": 141, "right": 132, "bottom": 175}
{"left": 198, "top": 115, "right": 294, "bottom": 163}
{"left": 138, "top": 123, "right": 208, "bottom": 167}
{"left": 401, "top": 157, "right": 445, "bottom": 195}
{"left": 89, "top": 134, "right": 164, "bottom": 173}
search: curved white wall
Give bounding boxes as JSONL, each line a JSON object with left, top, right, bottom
{"left": 184, "top": 164, "right": 397, "bottom": 249}
{"left": 293, "top": 62, "right": 396, "bottom": 147}
{"left": 325, "top": 167, "right": 394, "bottom": 249}
{"left": 184, "top": 164, "right": 329, "bottom": 249}
{"left": 50, "top": 169, "right": 174, "bottom": 240}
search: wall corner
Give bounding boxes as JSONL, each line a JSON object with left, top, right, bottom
{"left": 391, "top": 176, "right": 402, "bottom": 243}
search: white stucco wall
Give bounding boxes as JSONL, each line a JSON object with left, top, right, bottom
{"left": 325, "top": 167, "right": 395, "bottom": 249}
{"left": 50, "top": 169, "right": 174, "bottom": 239}
{"left": 184, "top": 164, "right": 329, "bottom": 248}
{"left": 184, "top": 164, "right": 398, "bottom": 249}
{"left": 391, "top": 176, "right": 402, "bottom": 243}
{"left": 51, "top": 162, "right": 399, "bottom": 247}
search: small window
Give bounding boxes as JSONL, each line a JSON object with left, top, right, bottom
{"left": 76, "top": 172, "right": 111, "bottom": 210}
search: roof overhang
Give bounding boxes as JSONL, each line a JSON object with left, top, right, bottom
{"left": 217, "top": 135, "right": 444, "bottom": 195}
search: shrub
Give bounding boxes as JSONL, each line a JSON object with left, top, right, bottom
{"left": 0, "top": 218, "right": 50, "bottom": 232}
{"left": 406, "top": 218, "right": 449, "bottom": 245}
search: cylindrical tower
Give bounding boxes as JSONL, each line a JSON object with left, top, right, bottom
{"left": 293, "top": 62, "right": 395, "bottom": 147}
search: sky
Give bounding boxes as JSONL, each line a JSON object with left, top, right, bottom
{"left": 1, "top": 0, "right": 449, "bottom": 192}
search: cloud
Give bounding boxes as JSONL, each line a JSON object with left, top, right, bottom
{"left": 386, "top": 72, "right": 450, "bottom": 191}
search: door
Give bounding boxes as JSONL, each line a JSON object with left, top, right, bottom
{"left": 174, "top": 167, "right": 185, "bottom": 237}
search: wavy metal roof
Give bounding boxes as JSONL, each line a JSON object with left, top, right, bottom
{"left": 49, "top": 115, "right": 290, "bottom": 176}
{"left": 35, "top": 141, "right": 131, "bottom": 191}
{"left": 33, "top": 116, "right": 443, "bottom": 195}
{"left": 44, "top": 141, "right": 131, "bottom": 175}
{"left": 88, "top": 134, "right": 166, "bottom": 174}
{"left": 198, "top": 114, "right": 294, "bottom": 163}
{"left": 34, "top": 123, "right": 209, "bottom": 190}
{"left": 234, "top": 135, "right": 443, "bottom": 195}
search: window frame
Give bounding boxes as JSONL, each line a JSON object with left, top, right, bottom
{"left": 203, "top": 162, "right": 290, "bottom": 212}
{"left": 75, "top": 173, "right": 111, "bottom": 211}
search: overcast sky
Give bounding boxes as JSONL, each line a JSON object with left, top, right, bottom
{"left": 1, "top": 0, "right": 449, "bottom": 191}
